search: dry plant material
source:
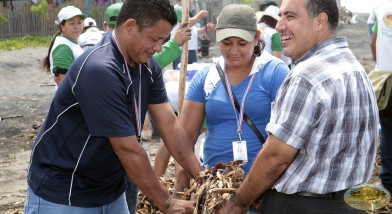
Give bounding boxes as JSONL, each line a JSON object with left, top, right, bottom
{"left": 136, "top": 160, "right": 245, "bottom": 214}
{"left": 366, "top": 203, "right": 392, "bottom": 214}
{"left": 137, "top": 177, "right": 175, "bottom": 214}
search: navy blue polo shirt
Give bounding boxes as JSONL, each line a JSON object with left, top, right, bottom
{"left": 27, "top": 32, "right": 168, "bottom": 207}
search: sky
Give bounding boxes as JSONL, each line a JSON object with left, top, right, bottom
{"left": 340, "top": 0, "right": 387, "bottom": 13}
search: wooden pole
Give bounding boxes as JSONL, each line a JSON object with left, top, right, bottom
{"left": 177, "top": 0, "right": 189, "bottom": 118}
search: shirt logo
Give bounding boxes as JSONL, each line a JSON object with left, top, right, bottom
{"left": 383, "top": 13, "right": 392, "bottom": 29}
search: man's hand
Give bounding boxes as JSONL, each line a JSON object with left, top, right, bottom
{"left": 173, "top": 22, "right": 192, "bottom": 46}
{"left": 216, "top": 194, "right": 248, "bottom": 214}
{"left": 206, "top": 22, "right": 214, "bottom": 32}
{"left": 164, "top": 197, "right": 195, "bottom": 214}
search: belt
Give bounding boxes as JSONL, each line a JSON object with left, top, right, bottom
{"left": 293, "top": 189, "right": 347, "bottom": 199}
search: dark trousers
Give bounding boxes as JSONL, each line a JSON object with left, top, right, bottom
{"left": 259, "top": 190, "right": 365, "bottom": 214}
{"left": 380, "top": 113, "right": 392, "bottom": 194}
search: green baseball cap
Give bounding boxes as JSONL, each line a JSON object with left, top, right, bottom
{"left": 216, "top": 4, "right": 257, "bottom": 42}
{"left": 105, "top": 2, "right": 123, "bottom": 25}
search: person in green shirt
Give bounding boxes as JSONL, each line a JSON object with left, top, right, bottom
{"left": 104, "top": 2, "right": 191, "bottom": 68}
{"left": 42, "top": 6, "right": 87, "bottom": 87}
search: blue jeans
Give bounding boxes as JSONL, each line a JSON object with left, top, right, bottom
{"left": 172, "top": 49, "right": 197, "bottom": 69}
{"left": 24, "top": 187, "right": 129, "bottom": 214}
{"left": 380, "top": 114, "right": 392, "bottom": 194}
{"left": 125, "top": 176, "right": 139, "bottom": 214}
{"left": 368, "top": 23, "right": 374, "bottom": 39}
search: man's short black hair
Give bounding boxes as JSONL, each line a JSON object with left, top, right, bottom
{"left": 305, "top": 0, "right": 339, "bottom": 32}
{"left": 116, "top": 0, "right": 177, "bottom": 31}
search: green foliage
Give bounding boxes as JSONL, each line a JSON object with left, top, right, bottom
{"left": 0, "top": 35, "right": 52, "bottom": 51}
{"left": 91, "top": 7, "right": 102, "bottom": 19}
{"left": 0, "top": 13, "right": 8, "bottom": 26}
{"left": 237, "top": 0, "right": 254, "bottom": 5}
{"left": 30, "top": 0, "right": 49, "bottom": 19}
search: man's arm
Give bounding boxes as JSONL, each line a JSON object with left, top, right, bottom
{"left": 370, "top": 20, "right": 378, "bottom": 61}
{"left": 189, "top": 10, "right": 208, "bottom": 27}
{"left": 370, "top": 33, "right": 377, "bottom": 62}
{"left": 271, "top": 51, "right": 283, "bottom": 60}
{"left": 148, "top": 102, "right": 203, "bottom": 179}
{"left": 217, "top": 134, "right": 298, "bottom": 213}
{"left": 110, "top": 135, "right": 196, "bottom": 213}
{"left": 109, "top": 136, "right": 170, "bottom": 210}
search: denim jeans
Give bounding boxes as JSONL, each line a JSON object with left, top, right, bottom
{"left": 367, "top": 23, "right": 374, "bottom": 39}
{"left": 24, "top": 187, "right": 129, "bottom": 214}
{"left": 125, "top": 176, "right": 139, "bottom": 214}
{"left": 380, "top": 114, "right": 392, "bottom": 194}
{"left": 172, "top": 50, "right": 197, "bottom": 69}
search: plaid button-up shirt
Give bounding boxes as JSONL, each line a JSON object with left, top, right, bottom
{"left": 266, "top": 38, "right": 379, "bottom": 194}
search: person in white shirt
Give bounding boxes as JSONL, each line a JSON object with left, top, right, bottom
{"left": 78, "top": 17, "right": 104, "bottom": 51}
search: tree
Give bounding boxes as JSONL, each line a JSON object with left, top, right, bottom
{"left": 30, "top": 0, "right": 49, "bottom": 19}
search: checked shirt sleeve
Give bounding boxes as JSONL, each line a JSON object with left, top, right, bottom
{"left": 266, "top": 75, "right": 325, "bottom": 149}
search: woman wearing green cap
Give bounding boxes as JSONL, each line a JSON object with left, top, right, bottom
{"left": 42, "top": 6, "right": 87, "bottom": 88}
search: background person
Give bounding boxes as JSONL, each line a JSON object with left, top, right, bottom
{"left": 370, "top": 0, "right": 392, "bottom": 195}
{"left": 171, "top": 0, "right": 214, "bottom": 69}
{"left": 24, "top": 0, "right": 202, "bottom": 213}
{"left": 78, "top": 17, "right": 104, "bottom": 51}
{"left": 217, "top": 0, "right": 379, "bottom": 213}
{"left": 259, "top": 0, "right": 278, "bottom": 11}
{"left": 42, "top": 6, "right": 86, "bottom": 87}
{"left": 175, "top": 4, "right": 289, "bottom": 213}
{"left": 257, "top": 5, "right": 292, "bottom": 66}
{"left": 103, "top": 2, "right": 123, "bottom": 32}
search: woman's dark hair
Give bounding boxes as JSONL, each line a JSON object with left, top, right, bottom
{"left": 254, "top": 39, "right": 266, "bottom": 57}
{"left": 260, "top": 15, "right": 278, "bottom": 28}
{"left": 305, "top": 0, "right": 339, "bottom": 32}
{"left": 116, "top": 0, "right": 177, "bottom": 31}
{"left": 42, "top": 22, "right": 64, "bottom": 72}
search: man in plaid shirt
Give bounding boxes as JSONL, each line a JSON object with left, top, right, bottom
{"left": 218, "top": 0, "right": 379, "bottom": 213}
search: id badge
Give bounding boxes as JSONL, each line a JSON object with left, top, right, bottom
{"left": 141, "top": 141, "right": 150, "bottom": 159}
{"left": 232, "top": 141, "right": 248, "bottom": 162}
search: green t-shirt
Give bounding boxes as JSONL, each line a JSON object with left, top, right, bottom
{"left": 153, "top": 39, "right": 182, "bottom": 69}
{"left": 372, "top": 20, "right": 378, "bottom": 34}
{"left": 52, "top": 44, "right": 75, "bottom": 70}
{"left": 271, "top": 33, "right": 283, "bottom": 51}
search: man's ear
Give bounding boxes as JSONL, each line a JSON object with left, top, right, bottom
{"left": 103, "top": 21, "right": 107, "bottom": 31}
{"left": 314, "top": 12, "right": 328, "bottom": 31}
{"left": 124, "top": 19, "right": 138, "bottom": 34}
{"left": 255, "top": 30, "right": 261, "bottom": 40}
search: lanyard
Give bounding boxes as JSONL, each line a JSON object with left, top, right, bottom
{"left": 112, "top": 32, "right": 142, "bottom": 142}
{"left": 223, "top": 66, "right": 256, "bottom": 141}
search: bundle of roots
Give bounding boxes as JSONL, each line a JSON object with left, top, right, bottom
{"left": 136, "top": 160, "right": 245, "bottom": 214}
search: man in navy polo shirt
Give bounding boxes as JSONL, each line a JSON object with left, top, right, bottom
{"left": 24, "top": 0, "right": 202, "bottom": 213}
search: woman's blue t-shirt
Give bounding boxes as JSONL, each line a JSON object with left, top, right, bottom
{"left": 186, "top": 55, "right": 289, "bottom": 173}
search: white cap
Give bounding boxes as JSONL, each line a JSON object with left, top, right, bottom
{"left": 84, "top": 17, "right": 97, "bottom": 28}
{"left": 56, "top": 6, "right": 87, "bottom": 25}
{"left": 258, "top": 5, "right": 280, "bottom": 21}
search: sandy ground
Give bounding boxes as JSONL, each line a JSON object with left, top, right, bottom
{"left": 0, "top": 13, "right": 384, "bottom": 213}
